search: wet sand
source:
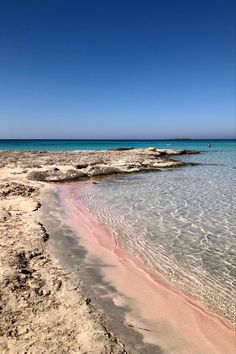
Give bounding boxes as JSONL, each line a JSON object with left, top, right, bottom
{"left": 59, "top": 182, "right": 236, "bottom": 354}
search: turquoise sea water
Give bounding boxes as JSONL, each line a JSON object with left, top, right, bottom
{"left": 70, "top": 139, "right": 236, "bottom": 324}
{"left": 0, "top": 139, "right": 235, "bottom": 151}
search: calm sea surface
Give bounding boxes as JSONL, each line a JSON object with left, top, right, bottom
{"left": 0, "top": 138, "right": 235, "bottom": 151}
{"left": 2, "top": 139, "right": 235, "bottom": 323}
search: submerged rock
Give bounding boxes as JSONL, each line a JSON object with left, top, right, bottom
{"left": 110, "top": 147, "right": 135, "bottom": 151}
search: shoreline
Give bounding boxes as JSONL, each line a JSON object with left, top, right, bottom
{"left": 0, "top": 147, "right": 199, "bottom": 183}
{"left": 56, "top": 182, "right": 236, "bottom": 354}
{"left": 1, "top": 147, "right": 235, "bottom": 353}
{"left": 0, "top": 185, "right": 127, "bottom": 354}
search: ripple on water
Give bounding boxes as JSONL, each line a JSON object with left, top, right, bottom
{"left": 72, "top": 147, "right": 236, "bottom": 325}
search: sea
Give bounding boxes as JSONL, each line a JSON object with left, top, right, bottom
{"left": 0, "top": 138, "right": 235, "bottom": 152}
{"left": 2, "top": 139, "right": 236, "bottom": 324}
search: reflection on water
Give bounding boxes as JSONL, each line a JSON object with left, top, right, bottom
{"left": 73, "top": 142, "right": 236, "bottom": 325}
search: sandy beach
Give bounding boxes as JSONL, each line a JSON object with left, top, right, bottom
{"left": 0, "top": 148, "right": 235, "bottom": 353}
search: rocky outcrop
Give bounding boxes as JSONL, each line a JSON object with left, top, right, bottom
{"left": 0, "top": 147, "right": 199, "bottom": 183}
{"left": 27, "top": 169, "right": 86, "bottom": 182}
{"left": 0, "top": 182, "right": 37, "bottom": 197}
{"left": 25, "top": 147, "right": 198, "bottom": 182}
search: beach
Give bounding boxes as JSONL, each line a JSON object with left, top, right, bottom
{"left": 0, "top": 146, "right": 235, "bottom": 353}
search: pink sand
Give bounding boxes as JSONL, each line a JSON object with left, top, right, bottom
{"left": 59, "top": 183, "right": 236, "bottom": 354}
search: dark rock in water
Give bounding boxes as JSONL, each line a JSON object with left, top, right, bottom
{"left": 110, "top": 147, "right": 135, "bottom": 151}
{"left": 177, "top": 149, "right": 200, "bottom": 155}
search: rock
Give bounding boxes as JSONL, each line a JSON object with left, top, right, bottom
{"left": 84, "top": 165, "right": 120, "bottom": 177}
{"left": 141, "top": 160, "right": 154, "bottom": 166}
{"left": 27, "top": 170, "right": 50, "bottom": 181}
{"left": 153, "top": 161, "right": 182, "bottom": 168}
{"left": 85, "top": 297, "right": 91, "bottom": 305}
{"left": 0, "top": 183, "right": 36, "bottom": 197}
{"left": 0, "top": 210, "right": 11, "bottom": 222}
{"left": 165, "top": 149, "right": 184, "bottom": 155}
{"left": 16, "top": 250, "right": 28, "bottom": 268}
{"left": 32, "top": 201, "right": 41, "bottom": 212}
{"left": 110, "top": 147, "right": 134, "bottom": 151}
{"left": 64, "top": 169, "right": 86, "bottom": 181}
{"left": 54, "top": 279, "right": 62, "bottom": 292}
{"left": 22, "top": 147, "right": 200, "bottom": 182}
{"left": 38, "top": 222, "right": 49, "bottom": 242}
{"left": 123, "top": 163, "right": 142, "bottom": 169}
{"left": 75, "top": 163, "right": 89, "bottom": 169}
{"left": 20, "top": 268, "right": 32, "bottom": 275}
{"left": 28, "top": 169, "right": 85, "bottom": 182}
{"left": 89, "top": 161, "right": 105, "bottom": 166}
{"left": 28, "top": 249, "right": 43, "bottom": 259}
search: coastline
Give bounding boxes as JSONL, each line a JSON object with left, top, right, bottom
{"left": 0, "top": 147, "right": 235, "bottom": 353}
{"left": 56, "top": 182, "right": 235, "bottom": 354}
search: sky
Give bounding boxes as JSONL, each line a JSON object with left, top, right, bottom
{"left": 0, "top": 0, "right": 235, "bottom": 139}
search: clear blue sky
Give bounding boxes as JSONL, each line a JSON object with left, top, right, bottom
{"left": 0, "top": 0, "right": 235, "bottom": 139}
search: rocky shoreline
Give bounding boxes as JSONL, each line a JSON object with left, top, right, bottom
{"left": 0, "top": 148, "right": 199, "bottom": 353}
{"left": 0, "top": 147, "right": 199, "bottom": 183}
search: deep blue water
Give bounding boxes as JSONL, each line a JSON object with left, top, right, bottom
{"left": 0, "top": 139, "right": 235, "bottom": 151}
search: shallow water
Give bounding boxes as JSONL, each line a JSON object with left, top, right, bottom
{"left": 72, "top": 141, "right": 236, "bottom": 324}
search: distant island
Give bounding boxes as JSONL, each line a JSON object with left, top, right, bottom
{"left": 172, "top": 138, "right": 193, "bottom": 140}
